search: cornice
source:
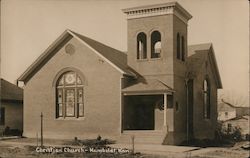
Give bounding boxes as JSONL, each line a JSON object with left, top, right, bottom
{"left": 123, "top": 2, "right": 192, "bottom": 24}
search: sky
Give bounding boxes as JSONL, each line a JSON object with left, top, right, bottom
{"left": 1, "top": 0, "right": 249, "bottom": 106}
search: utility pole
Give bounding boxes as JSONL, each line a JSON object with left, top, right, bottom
{"left": 40, "top": 112, "right": 43, "bottom": 147}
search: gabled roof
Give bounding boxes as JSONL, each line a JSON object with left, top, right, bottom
{"left": 122, "top": 78, "right": 174, "bottom": 95}
{"left": 70, "top": 31, "right": 135, "bottom": 77}
{"left": 1, "top": 79, "right": 23, "bottom": 101}
{"left": 187, "top": 43, "right": 222, "bottom": 88}
{"left": 18, "top": 30, "right": 136, "bottom": 83}
{"left": 218, "top": 100, "right": 236, "bottom": 112}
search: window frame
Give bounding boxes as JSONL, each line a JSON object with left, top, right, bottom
{"left": 137, "top": 32, "right": 147, "bottom": 60}
{"left": 177, "top": 33, "right": 181, "bottom": 60}
{"left": 181, "top": 36, "right": 185, "bottom": 61}
{"left": 150, "top": 30, "right": 161, "bottom": 59}
{"left": 203, "top": 78, "right": 211, "bottom": 119}
{"left": 56, "top": 71, "right": 84, "bottom": 119}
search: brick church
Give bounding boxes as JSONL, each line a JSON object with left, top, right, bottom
{"left": 18, "top": 2, "right": 222, "bottom": 145}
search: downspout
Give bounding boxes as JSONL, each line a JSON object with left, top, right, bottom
{"left": 120, "top": 77, "right": 124, "bottom": 134}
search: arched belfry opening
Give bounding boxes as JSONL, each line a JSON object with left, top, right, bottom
{"left": 151, "top": 31, "right": 161, "bottom": 58}
{"left": 137, "top": 32, "right": 147, "bottom": 59}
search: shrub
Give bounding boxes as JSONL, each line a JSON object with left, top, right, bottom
{"left": 65, "top": 135, "right": 116, "bottom": 147}
{"left": 216, "top": 121, "right": 243, "bottom": 142}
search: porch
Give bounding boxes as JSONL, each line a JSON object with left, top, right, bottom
{"left": 121, "top": 79, "right": 175, "bottom": 144}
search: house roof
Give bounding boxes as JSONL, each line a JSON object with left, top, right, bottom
{"left": 224, "top": 115, "right": 249, "bottom": 122}
{"left": 1, "top": 79, "right": 23, "bottom": 101}
{"left": 122, "top": 78, "right": 174, "bottom": 95}
{"left": 218, "top": 101, "right": 236, "bottom": 112}
{"left": 18, "top": 30, "right": 136, "bottom": 83}
{"left": 187, "top": 43, "right": 222, "bottom": 88}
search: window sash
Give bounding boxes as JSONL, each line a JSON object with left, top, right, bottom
{"left": 203, "top": 79, "right": 211, "bottom": 119}
{"left": 65, "top": 88, "right": 75, "bottom": 117}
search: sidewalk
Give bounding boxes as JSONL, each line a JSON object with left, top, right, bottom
{"left": 109, "top": 143, "right": 201, "bottom": 157}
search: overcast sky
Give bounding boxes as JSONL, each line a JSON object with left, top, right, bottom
{"left": 1, "top": 0, "right": 249, "bottom": 106}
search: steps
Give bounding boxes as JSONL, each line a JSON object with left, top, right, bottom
{"left": 118, "top": 130, "right": 166, "bottom": 144}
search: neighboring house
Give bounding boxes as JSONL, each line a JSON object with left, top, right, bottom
{"left": 218, "top": 100, "right": 236, "bottom": 121}
{"left": 0, "top": 79, "right": 23, "bottom": 133}
{"left": 235, "top": 106, "right": 250, "bottom": 117}
{"left": 218, "top": 99, "right": 250, "bottom": 121}
{"left": 222, "top": 115, "right": 249, "bottom": 139}
{"left": 17, "top": 2, "right": 222, "bottom": 145}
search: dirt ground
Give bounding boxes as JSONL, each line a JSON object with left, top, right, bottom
{"left": 0, "top": 138, "right": 249, "bottom": 158}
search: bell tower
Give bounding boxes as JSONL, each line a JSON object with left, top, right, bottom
{"left": 123, "top": 2, "right": 192, "bottom": 84}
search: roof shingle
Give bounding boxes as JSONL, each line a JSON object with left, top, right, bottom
{"left": 1, "top": 79, "right": 23, "bottom": 101}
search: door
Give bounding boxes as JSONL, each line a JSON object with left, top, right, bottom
{"left": 134, "top": 104, "right": 154, "bottom": 130}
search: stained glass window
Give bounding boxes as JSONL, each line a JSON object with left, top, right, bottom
{"left": 56, "top": 71, "right": 84, "bottom": 118}
{"left": 57, "top": 89, "right": 63, "bottom": 116}
{"left": 65, "top": 72, "right": 76, "bottom": 85}
{"left": 78, "top": 89, "right": 84, "bottom": 116}
{"left": 66, "top": 89, "right": 75, "bottom": 116}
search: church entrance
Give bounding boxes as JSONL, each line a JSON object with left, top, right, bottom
{"left": 122, "top": 95, "right": 163, "bottom": 130}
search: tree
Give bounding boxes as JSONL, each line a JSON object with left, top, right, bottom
{"left": 219, "top": 91, "right": 248, "bottom": 107}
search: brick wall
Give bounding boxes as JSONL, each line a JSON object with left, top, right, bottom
{"left": 23, "top": 37, "right": 123, "bottom": 140}
{"left": 192, "top": 51, "right": 218, "bottom": 140}
{"left": 127, "top": 14, "right": 174, "bottom": 87}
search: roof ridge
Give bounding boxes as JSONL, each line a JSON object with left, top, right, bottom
{"left": 68, "top": 30, "right": 125, "bottom": 55}
{"left": 67, "top": 30, "right": 136, "bottom": 77}
{"left": 68, "top": 30, "right": 128, "bottom": 66}
{"left": 188, "top": 43, "right": 212, "bottom": 47}
{"left": 221, "top": 99, "right": 236, "bottom": 108}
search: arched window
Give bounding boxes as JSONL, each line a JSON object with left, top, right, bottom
{"left": 151, "top": 31, "right": 161, "bottom": 58}
{"left": 203, "top": 79, "right": 210, "bottom": 119}
{"left": 177, "top": 33, "right": 181, "bottom": 60}
{"left": 181, "top": 36, "right": 185, "bottom": 61}
{"left": 137, "top": 32, "right": 147, "bottom": 59}
{"left": 56, "top": 71, "right": 84, "bottom": 118}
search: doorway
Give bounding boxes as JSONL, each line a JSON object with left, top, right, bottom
{"left": 123, "top": 95, "right": 162, "bottom": 130}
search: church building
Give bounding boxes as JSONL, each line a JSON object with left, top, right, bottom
{"left": 18, "top": 2, "right": 222, "bottom": 145}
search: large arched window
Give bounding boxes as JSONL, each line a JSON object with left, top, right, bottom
{"left": 137, "top": 32, "right": 147, "bottom": 59}
{"left": 177, "top": 33, "right": 181, "bottom": 60}
{"left": 151, "top": 31, "right": 161, "bottom": 58}
{"left": 203, "top": 79, "right": 210, "bottom": 119}
{"left": 181, "top": 36, "right": 185, "bottom": 61}
{"left": 56, "top": 71, "right": 84, "bottom": 118}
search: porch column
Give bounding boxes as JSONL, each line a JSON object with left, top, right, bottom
{"left": 163, "top": 93, "right": 167, "bottom": 127}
